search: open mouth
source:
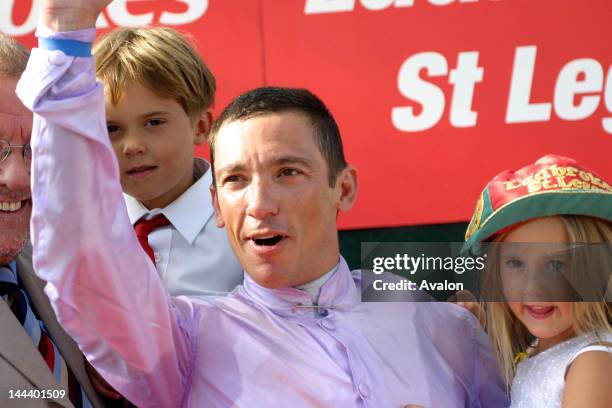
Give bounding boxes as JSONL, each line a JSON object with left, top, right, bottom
{"left": 525, "top": 305, "right": 555, "bottom": 319}
{"left": 252, "top": 235, "right": 285, "bottom": 246}
{"left": 0, "top": 199, "right": 29, "bottom": 213}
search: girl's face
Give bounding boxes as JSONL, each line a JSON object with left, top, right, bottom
{"left": 500, "top": 217, "right": 575, "bottom": 349}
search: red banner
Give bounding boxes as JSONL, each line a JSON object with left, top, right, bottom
{"left": 4, "top": 0, "right": 611, "bottom": 229}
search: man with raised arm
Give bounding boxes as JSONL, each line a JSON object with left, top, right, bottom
{"left": 17, "top": 0, "right": 508, "bottom": 406}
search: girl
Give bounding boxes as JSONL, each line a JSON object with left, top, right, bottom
{"left": 464, "top": 154, "right": 612, "bottom": 407}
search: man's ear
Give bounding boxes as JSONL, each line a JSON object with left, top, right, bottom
{"left": 335, "top": 165, "right": 358, "bottom": 213}
{"left": 193, "top": 109, "right": 213, "bottom": 146}
{"left": 210, "top": 184, "right": 225, "bottom": 228}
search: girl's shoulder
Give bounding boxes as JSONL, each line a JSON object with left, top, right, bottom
{"left": 562, "top": 333, "right": 612, "bottom": 407}
{"left": 524, "top": 332, "right": 609, "bottom": 365}
{"left": 509, "top": 332, "right": 612, "bottom": 407}
{"left": 566, "top": 331, "right": 612, "bottom": 369}
{"left": 514, "top": 332, "right": 611, "bottom": 384}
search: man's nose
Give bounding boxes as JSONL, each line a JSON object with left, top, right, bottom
{"left": 0, "top": 153, "right": 30, "bottom": 191}
{"left": 246, "top": 178, "right": 279, "bottom": 220}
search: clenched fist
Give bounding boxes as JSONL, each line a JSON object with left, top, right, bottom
{"left": 40, "top": 0, "right": 113, "bottom": 31}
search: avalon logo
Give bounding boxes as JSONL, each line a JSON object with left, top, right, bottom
{"left": 0, "top": 0, "right": 208, "bottom": 36}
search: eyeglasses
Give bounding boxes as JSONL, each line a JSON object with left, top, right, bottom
{"left": 0, "top": 140, "right": 32, "bottom": 163}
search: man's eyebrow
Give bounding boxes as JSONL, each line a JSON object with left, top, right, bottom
{"left": 273, "top": 156, "right": 315, "bottom": 169}
{"left": 215, "top": 163, "right": 247, "bottom": 177}
{"left": 215, "top": 156, "right": 315, "bottom": 177}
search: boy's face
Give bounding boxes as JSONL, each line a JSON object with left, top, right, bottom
{"left": 105, "top": 83, "right": 209, "bottom": 209}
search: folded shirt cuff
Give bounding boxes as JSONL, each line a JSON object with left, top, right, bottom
{"left": 36, "top": 25, "right": 96, "bottom": 43}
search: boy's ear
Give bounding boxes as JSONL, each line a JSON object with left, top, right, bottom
{"left": 193, "top": 109, "right": 213, "bottom": 146}
{"left": 210, "top": 184, "right": 225, "bottom": 228}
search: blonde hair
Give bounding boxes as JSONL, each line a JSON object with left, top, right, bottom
{"left": 0, "top": 33, "right": 29, "bottom": 76}
{"left": 93, "top": 27, "right": 216, "bottom": 120}
{"left": 483, "top": 215, "right": 612, "bottom": 387}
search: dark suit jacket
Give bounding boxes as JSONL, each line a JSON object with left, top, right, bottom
{"left": 0, "top": 244, "right": 104, "bottom": 408}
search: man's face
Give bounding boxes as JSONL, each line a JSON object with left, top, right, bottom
{"left": 0, "top": 76, "right": 32, "bottom": 263}
{"left": 105, "top": 83, "right": 209, "bottom": 209}
{"left": 211, "top": 111, "right": 357, "bottom": 288}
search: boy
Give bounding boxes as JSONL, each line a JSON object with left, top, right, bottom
{"left": 93, "top": 27, "right": 243, "bottom": 298}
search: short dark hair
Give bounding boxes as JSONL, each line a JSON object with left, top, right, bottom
{"left": 209, "top": 87, "right": 347, "bottom": 187}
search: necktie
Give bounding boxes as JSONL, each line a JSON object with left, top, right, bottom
{"left": 1, "top": 266, "right": 88, "bottom": 406}
{"left": 0, "top": 280, "right": 27, "bottom": 323}
{"left": 134, "top": 214, "right": 171, "bottom": 262}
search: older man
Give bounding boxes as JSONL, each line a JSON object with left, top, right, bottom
{"left": 0, "top": 34, "right": 105, "bottom": 408}
{"left": 17, "top": 0, "right": 509, "bottom": 406}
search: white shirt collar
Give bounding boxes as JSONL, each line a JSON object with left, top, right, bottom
{"left": 125, "top": 158, "right": 214, "bottom": 245}
{"left": 295, "top": 262, "right": 339, "bottom": 304}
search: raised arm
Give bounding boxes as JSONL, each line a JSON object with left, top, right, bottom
{"left": 15, "top": 1, "right": 196, "bottom": 406}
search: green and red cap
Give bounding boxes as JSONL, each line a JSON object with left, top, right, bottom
{"left": 464, "top": 154, "right": 612, "bottom": 254}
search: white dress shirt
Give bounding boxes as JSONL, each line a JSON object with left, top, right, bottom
{"left": 125, "top": 158, "right": 243, "bottom": 298}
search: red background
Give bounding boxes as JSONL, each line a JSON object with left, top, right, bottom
{"left": 6, "top": 0, "right": 612, "bottom": 229}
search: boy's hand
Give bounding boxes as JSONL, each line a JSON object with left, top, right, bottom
{"left": 40, "top": 0, "right": 113, "bottom": 31}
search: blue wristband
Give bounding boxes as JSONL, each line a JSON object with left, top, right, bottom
{"left": 39, "top": 37, "right": 92, "bottom": 57}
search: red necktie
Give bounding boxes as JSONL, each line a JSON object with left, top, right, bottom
{"left": 134, "top": 214, "right": 171, "bottom": 262}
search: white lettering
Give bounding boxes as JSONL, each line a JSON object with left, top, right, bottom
{"left": 107, "top": 0, "right": 154, "bottom": 27}
{"left": 160, "top": 0, "right": 208, "bottom": 25}
{"left": 361, "top": 0, "right": 396, "bottom": 10}
{"left": 372, "top": 279, "right": 417, "bottom": 291}
{"left": 449, "top": 51, "right": 483, "bottom": 127}
{"left": 304, "top": 0, "right": 355, "bottom": 14}
{"left": 372, "top": 257, "right": 384, "bottom": 274}
{"left": 0, "top": 0, "right": 208, "bottom": 36}
{"left": 603, "top": 66, "right": 612, "bottom": 134}
{"left": 304, "top": 0, "right": 487, "bottom": 14}
{"left": 96, "top": 11, "right": 110, "bottom": 28}
{"left": 506, "top": 46, "right": 552, "bottom": 123}
{"left": 409, "top": 256, "right": 421, "bottom": 274}
{"left": 393, "top": 52, "right": 447, "bottom": 132}
{"left": 554, "top": 59, "right": 603, "bottom": 120}
{"left": 0, "top": 0, "right": 38, "bottom": 36}
{"left": 394, "top": 0, "right": 416, "bottom": 6}
{"left": 429, "top": 0, "right": 455, "bottom": 6}
{"left": 419, "top": 280, "right": 464, "bottom": 291}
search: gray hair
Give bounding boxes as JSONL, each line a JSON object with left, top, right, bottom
{"left": 0, "top": 33, "right": 29, "bottom": 76}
